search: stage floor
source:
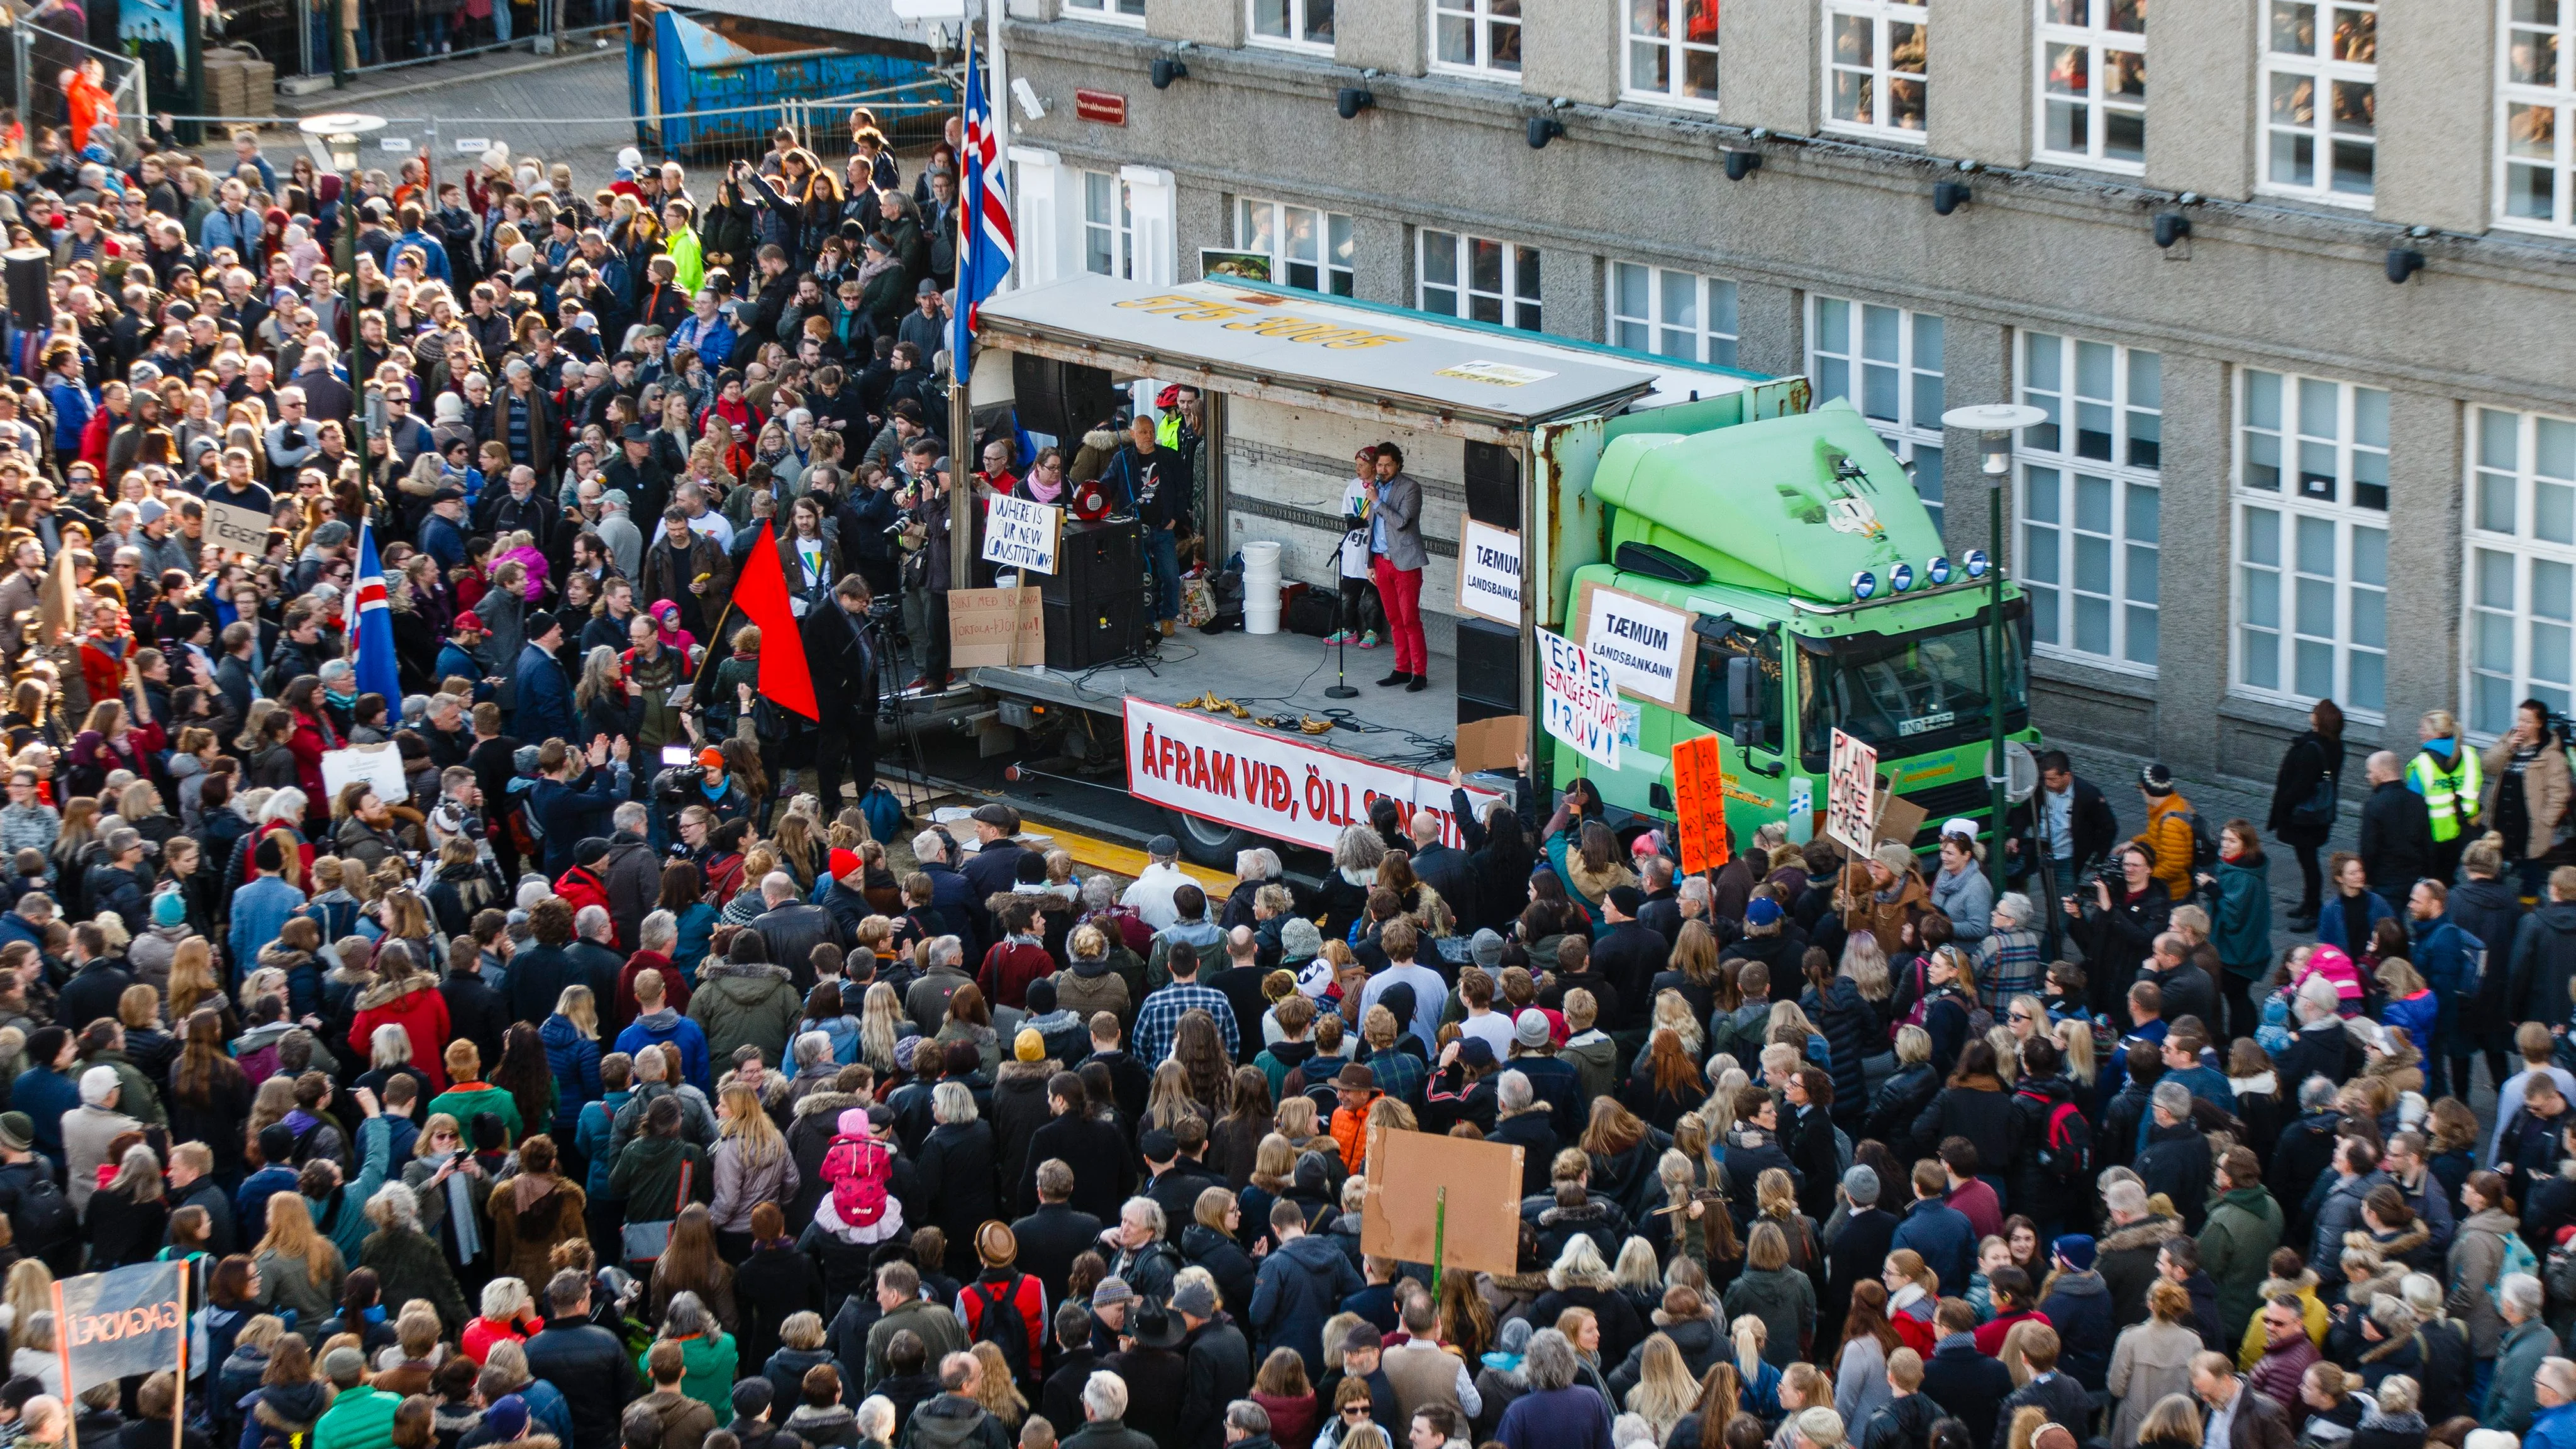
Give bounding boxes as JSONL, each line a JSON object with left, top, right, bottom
{"left": 970, "top": 611, "right": 1465, "bottom": 769}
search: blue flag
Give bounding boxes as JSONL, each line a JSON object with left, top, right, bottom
{"left": 350, "top": 518, "right": 401, "bottom": 706}
{"left": 950, "top": 34, "right": 1015, "bottom": 378}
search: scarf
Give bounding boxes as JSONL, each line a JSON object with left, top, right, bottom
{"left": 431, "top": 1151, "right": 483, "bottom": 1262}
{"left": 853, "top": 255, "right": 896, "bottom": 287}
{"left": 1023, "top": 470, "right": 1064, "bottom": 504}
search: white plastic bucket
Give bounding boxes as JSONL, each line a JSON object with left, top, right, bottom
{"left": 1241, "top": 540, "right": 1282, "bottom": 581}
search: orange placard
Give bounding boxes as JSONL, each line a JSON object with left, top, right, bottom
{"left": 1670, "top": 732, "right": 1731, "bottom": 874}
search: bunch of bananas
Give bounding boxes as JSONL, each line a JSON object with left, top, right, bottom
{"left": 1175, "top": 692, "right": 1250, "bottom": 719}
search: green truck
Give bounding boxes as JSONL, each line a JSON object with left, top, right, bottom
{"left": 965, "top": 276, "right": 2035, "bottom": 861}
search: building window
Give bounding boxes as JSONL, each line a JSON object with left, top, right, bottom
{"left": 2016, "top": 333, "right": 2162, "bottom": 671}
{"left": 1250, "top": 0, "right": 1333, "bottom": 46}
{"left": 1235, "top": 199, "right": 1355, "bottom": 296}
{"left": 2036, "top": 0, "right": 2146, "bottom": 170}
{"left": 1082, "top": 170, "right": 1134, "bottom": 280}
{"left": 2503, "top": 0, "right": 2576, "bottom": 231}
{"left": 1609, "top": 263, "right": 1738, "bottom": 367}
{"left": 1418, "top": 231, "right": 1540, "bottom": 331}
{"left": 1807, "top": 296, "right": 1945, "bottom": 528}
{"left": 2468, "top": 406, "right": 2576, "bottom": 733}
{"left": 1432, "top": 0, "right": 1521, "bottom": 75}
{"left": 2263, "top": 0, "right": 2377, "bottom": 199}
{"left": 1062, "top": 0, "right": 1145, "bottom": 21}
{"left": 1824, "top": 0, "right": 1928, "bottom": 139}
{"left": 1627, "top": 0, "right": 1719, "bottom": 108}
{"left": 2235, "top": 368, "right": 2390, "bottom": 715}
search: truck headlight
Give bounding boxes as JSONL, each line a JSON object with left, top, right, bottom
{"left": 1852, "top": 570, "right": 1877, "bottom": 600}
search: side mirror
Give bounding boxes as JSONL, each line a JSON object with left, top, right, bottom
{"left": 1732, "top": 719, "right": 1763, "bottom": 752}
{"left": 1726, "top": 654, "right": 1758, "bottom": 722}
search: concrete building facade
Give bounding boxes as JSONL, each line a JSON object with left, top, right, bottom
{"left": 991, "top": 0, "right": 2576, "bottom": 792}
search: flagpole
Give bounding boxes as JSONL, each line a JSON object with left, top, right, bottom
{"left": 947, "top": 33, "right": 977, "bottom": 618}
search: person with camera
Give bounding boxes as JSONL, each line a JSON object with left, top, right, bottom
{"left": 2063, "top": 841, "right": 2174, "bottom": 1020}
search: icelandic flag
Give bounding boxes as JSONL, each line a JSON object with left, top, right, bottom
{"left": 349, "top": 518, "right": 401, "bottom": 706}
{"left": 950, "top": 33, "right": 1015, "bottom": 380}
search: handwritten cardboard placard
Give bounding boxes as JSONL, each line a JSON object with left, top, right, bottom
{"left": 203, "top": 499, "right": 270, "bottom": 555}
{"left": 982, "top": 494, "right": 1063, "bottom": 575}
{"left": 321, "top": 742, "right": 411, "bottom": 804}
{"left": 1826, "top": 728, "right": 1880, "bottom": 854}
{"left": 1670, "top": 731, "right": 1731, "bottom": 874}
{"left": 1575, "top": 579, "right": 1697, "bottom": 713}
{"left": 948, "top": 586, "right": 1042, "bottom": 668}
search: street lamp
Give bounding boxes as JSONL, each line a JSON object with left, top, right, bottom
{"left": 1942, "top": 402, "right": 2047, "bottom": 892}
{"left": 299, "top": 113, "right": 385, "bottom": 470}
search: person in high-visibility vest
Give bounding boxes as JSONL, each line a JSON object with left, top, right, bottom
{"left": 2405, "top": 708, "right": 2484, "bottom": 885}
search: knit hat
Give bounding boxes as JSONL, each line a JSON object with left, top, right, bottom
{"left": 1013, "top": 1029, "right": 1045, "bottom": 1062}
{"left": 831, "top": 848, "right": 864, "bottom": 883}
{"left": 79, "top": 1065, "right": 118, "bottom": 1106}
{"left": 1841, "top": 1165, "right": 1880, "bottom": 1206}
{"left": 1606, "top": 886, "right": 1643, "bottom": 917}
{"left": 483, "top": 1396, "right": 529, "bottom": 1441}
{"left": 151, "top": 890, "right": 186, "bottom": 928}
{"left": 321, "top": 1348, "right": 366, "bottom": 1387}
{"left": 2140, "top": 762, "right": 2175, "bottom": 795}
{"left": 1025, "top": 979, "right": 1056, "bottom": 1014}
{"left": 0, "top": 1113, "right": 29, "bottom": 1153}
{"left": 1170, "top": 1279, "right": 1218, "bottom": 1319}
{"left": 1512, "top": 1010, "right": 1550, "bottom": 1048}
{"left": 1280, "top": 917, "right": 1323, "bottom": 962}
{"left": 730, "top": 1381, "right": 772, "bottom": 1420}
{"left": 1872, "top": 842, "right": 1915, "bottom": 876}
{"left": 1463, "top": 928, "right": 1504, "bottom": 969}
{"left": 2053, "top": 1233, "right": 2097, "bottom": 1272}
{"left": 1091, "top": 1277, "right": 1135, "bottom": 1307}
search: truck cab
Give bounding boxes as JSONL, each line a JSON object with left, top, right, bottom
{"left": 1563, "top": 400, "right": 2036, "bottom": 850}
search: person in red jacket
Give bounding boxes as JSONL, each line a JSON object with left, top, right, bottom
{"left": 956, "top": 1221, "right": 1047, "bottom": 1382}
{"left": 555, "top": 842, "right": 615, "bottom": 928}
{"left": 977, "top": 896, "right": 1053, "bottom": 1011}
{"left": 348, "top": 941, "right": 456, "bottom": 1091}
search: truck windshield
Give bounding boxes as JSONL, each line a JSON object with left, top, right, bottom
{"left": 1796, "top": 613, "right": 2028, "bottom": 769}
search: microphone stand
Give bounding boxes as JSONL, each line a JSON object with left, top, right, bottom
{"left": 1324, "top": 525, "right": 1360, "bottom": 700}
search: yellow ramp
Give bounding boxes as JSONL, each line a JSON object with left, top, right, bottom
{"left": 1026, "top": 817, "right": 1240, "bottom": 896}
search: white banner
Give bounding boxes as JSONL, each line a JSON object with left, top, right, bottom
{"left": 1456, "top": 520, "right": 1522, "bottom": 626}
{"left": 1540, "top": 629, "right": 1620, "bottom": 770}
{"left": 1124, "top": 700, "right": 1502, "bottom": 852}
{"left": 1579, "top": 580, "right": 1696, "bottom": 711}
{"left": 1826, "top": 728, "right": 1880, "bottom": 854}
{"left": 982, "top": 494, "right": 1063, "bottom": 574}
{"left": 203, "top": 499, "right": 270, "bottom": 555}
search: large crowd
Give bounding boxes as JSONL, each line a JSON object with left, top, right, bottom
{"left": 0, "top": 93, "right": 2567, "bottom": 1449}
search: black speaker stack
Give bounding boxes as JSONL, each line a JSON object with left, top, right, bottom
{"left": 1457, "top": 440, "right": 1524, "bottom": 724}
{"left": 1041, "top": 518, "right": 1147, "bottom": 670}
{"left": 1011, "top": 353, "right": 1125, "bottom": 445}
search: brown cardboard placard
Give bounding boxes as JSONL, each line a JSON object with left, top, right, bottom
{"left": 1572, "top": 578, "right": 1697, "bottom": 713}
{"left": 1359, "top": 1126, "right": 1524, "bottom": 1277}
{"left": 949, "top": 586, "right": 1042, "bottom": 668}
{"left": 1873, "top": 779, "right": 1928, "bottom": 849}
{"left": 1453, "top": 714, "right": 1526, "bottom": 775}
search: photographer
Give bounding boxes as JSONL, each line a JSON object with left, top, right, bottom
{"left": 2062, "top": 841, "right": 2174, "bottom": 1019}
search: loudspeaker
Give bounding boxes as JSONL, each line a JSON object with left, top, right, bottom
{"left": 1458, "top": 694, "right": 1516, "bottom": 728}
{"left": 1455, "top": 616, "right": 1522, "bottom": 711}
{"left": 3, "top": 250, "right": 49, "bottom": 333}
{"left": 1462, "top": 440, "right": 1521, "bottom": 530}
{"left": 1011, "top": 353, "right": 1123, "bottom": 444}
{"left": 1045, "top": 589, "right": 1146, "bottom": 670}
{"left": 1043, "top": 519, "right": 1143, "bottom": 604}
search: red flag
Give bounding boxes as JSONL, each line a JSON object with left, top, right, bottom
{"left": 731, "top": 520, "right": 819, "bottom": 721}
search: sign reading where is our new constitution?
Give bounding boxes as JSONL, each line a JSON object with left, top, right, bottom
{"left": 1455, "top": 521, "right": 1521, "bottom": 626}
{"left": 982, "top": 495, "right": 1063, "bottom": 575}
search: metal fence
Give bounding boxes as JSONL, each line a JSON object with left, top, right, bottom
{"left": 4, "top": 23, "right": 147, "bottom": 156}
{"left": 204, "top": 0, "right": 627, "bottom": 81}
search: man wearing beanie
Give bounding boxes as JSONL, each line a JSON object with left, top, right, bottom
{"left": 0, "top": 1113, "right": 69, "bottom": 1271}
{"left": 1825, "top": 1165, "right": 1899, "bottom": 1336}
{"left": 61, "top": 1065, "right": 136, "bottom": 1214}
{"left": 234, "top": 1121, "right": 305, "bottom": 1239}
{"left": 230, "top": 835, "right": 306, "bottom": 976}
{"left": 313, "top": 1347, "right": 399, "bottom": 1449}
{"left": 1589, "top": 884, "right": 1665, "bottom": 1030}
{"left": 726, "top": 1380, "right": 802, "bottom": 1449}
{"left": 2036, "top": 1235, "right": 2114, "bottom": 1392}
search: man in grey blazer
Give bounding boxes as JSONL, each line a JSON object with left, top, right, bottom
{"left": 1365, "top": 442, "right": 1429, "bottom": 691}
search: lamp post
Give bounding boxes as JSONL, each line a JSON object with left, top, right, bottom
{"left": 300, "top": 113, "right": 384, "bottom": 471}
{"left": 1942, "top": 402, "right": 2047, "bottom": 894}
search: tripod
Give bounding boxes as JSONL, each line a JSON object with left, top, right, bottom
{"left": 867, "top": 610, "right": 934, "bottom": 814}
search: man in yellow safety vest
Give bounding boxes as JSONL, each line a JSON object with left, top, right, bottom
{"left": 2406, "top": 708, "right": 2484, "bottom": 886}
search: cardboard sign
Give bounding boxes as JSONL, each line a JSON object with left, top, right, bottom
{"left": 321, "top": 742, "right": 411, "bottom": 804}
{"left": 1577, "top": 580, "right": 1696, "bottom": 712}
{"left": 1359, "top": 1124, "right": 1524, "bottom": 1277}
{"left": 1125, "top": 699, "right": 1502, "bottom": 853}
{"left": 203, "top": 499, "right": 270, "bottom": 555}
{"left": 1669, "top": 732, "right": 1731, "bottom": 874}
{"left": 1539, "top": 629, "right": 1619, "bottom": 771}
{"left": 982, "top": 494, "right": 1063, "bottom": 574}
{"left": 1453, "top": 713, "right": 1526, "bottom": 775}
{"left": 1826, "top": 728, "right": 1880, "bottom": 853}
{"left": 1456, "top": 520, "right": 1522, "bottom": 626}
{"left": 948, "top": 586, "right": 1042, "bottom": 668}
{"left": 1874, "top": 786, "right": 1928, "bottom": 850}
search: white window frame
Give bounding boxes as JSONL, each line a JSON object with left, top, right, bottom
{"left": 1807, "top": 294, "right": 1945, "bottom": 530}
{"left": 1060, "top": 0, "right": 1145, "bottom": 24}
{"left": 1609, "top": 262, "right": 1739, "bottom": 368}
{"left": 2035, "top": 0, "right": 2147, "bottom": 173}
{"left": 1417, "top": 230, "right": 1541, "bottom": 332}
{"left": 1080, "top": 169, "right": 1135, "bottom": 281}
{"left": 2500, "top": 0, "right": 2576, "bottom": 233}
{"left": 2232, "top": 367, "right": 2392, "bottom": 718}
{"left": 2260, "top": 0, "right": 2378, "bottom": 203}
{"left": 1430, "top": 0, "right": 1521, "bottom": 77}
{"left": 1822, "top": 0, "right": 1929, "bottom": 142}
{"left": 1248, "top": 0, "right": 1333, "bottom": 51}
{"left": 2014, "top": 332, "right": 2164, "bottom": 675}
{"left": 2466, "top": 406, "right": 2576, "bottom": 735}
{"left": 1624, "top": 0, "right": 1721, "bottom": 111}
{"left": 1234, "top": 197, "right": 1356, "bottom": 296}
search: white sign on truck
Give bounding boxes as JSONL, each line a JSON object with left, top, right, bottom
{"left": 1456, "top": 520, "right": 1522, "bottom": 626}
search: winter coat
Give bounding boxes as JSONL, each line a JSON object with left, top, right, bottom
{"left": 1807, "top": 974, "right": 1880, "bottom": 1109}
{"left": 1890, "top": 1197, "right": 1977, "bottom": 1305}
{"left": 2446, "top": 1207, "right": 2523, "bottom": 1358}
{"left": 487, "top": 1171, "right": 587, "bottom": 1291}
{"left": 2099, "top": 1214, "right": 2188, "bottom": 1330}
{"left": 1866, "top": 1064, "right": 1940, "bottom": 1146}
{"left": 347, "top": 975, "right": 455, "bottom": 1092}
{"left": 2040, "top": 1269, "right": 2116, "bottom": 1391}
{"left": 360, "top": 1223, "right": 470, "bottom": 1332}
{"left": 2487, "top": 1317, "right": 2560, "bottom": 1434}
{"left": 2109, "top": 1318, "right": 2204, "bottom": 1446}
{"left": 914, "top": 1119, "right": 998, "bottom": 1273}
{"left": 1921, "top": 1336, "right": 2016, "bottom": 1449}
{"left": 1248, "top": 1231, "right": 1363, "bottom": 1377}
{"left": 2200, "top": 1185, "right": 2286, "bottom": 1346}
{"left": 1911, "top": 1074, "right": 2016, "bottom": 1171}
{"left": 2212, "top": 853, "right": 2276, "bottom": 977}
{"left": 1723, "top": 1264, "right": 1817, "bottom": 1367}
{"left": 709, "top": 1137, "right": 799, "bottom": 1236}
{"left": 540, "top": 1016, "right": 603, "bottom": 1141}
{"left": 689, "top": 962, "right": 802, "bottom": 1067}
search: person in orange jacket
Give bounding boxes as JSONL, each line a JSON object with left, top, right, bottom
{"left": 1326, "top": 1060, "right": 1381, "bottom": 1174}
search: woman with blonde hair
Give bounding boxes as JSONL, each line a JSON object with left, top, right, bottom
{"left": 966, "top": 1339, "right": 1028, "bottom": 1428}
{"left": 1624, "top": 1331, "right": 1702, "bottom": 1443}
{"left": 253, "top": 1189, "right": 347, "bottom": 1341}
{"left": 856, "top": 982, "right": 909, "bottom": 1074}
{"left": 709, "top": 1081, "right": 796, "bottom": 1258}
{"left": 2, "top": 1260, "right": 48, "bottom": 1357}
{"left": 2109, "top": 1279, "right": 2206, "bottom": 1447}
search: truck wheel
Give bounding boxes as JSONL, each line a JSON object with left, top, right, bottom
{"left": 1164, "top": 809, "right": 1248, "bottom": 867}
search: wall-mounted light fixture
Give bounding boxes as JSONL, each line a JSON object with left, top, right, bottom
{"left": 1337, "top": 87, "right": 1374, "bottom": 119}
{"left": 1933, "top": 180, "right": 1971, "bottom": 215}
{"left": 1526, "top": 116, "right": 1564, "bottom": 149}
{"left": 2153, "top": 212, "right": 2190, "bottom": 248}
{"left": 1724, "top": 150, "right": 1761, "bottom": 180}
{"left": 1150, "top": 57, "right": 1187, "bottom": 88}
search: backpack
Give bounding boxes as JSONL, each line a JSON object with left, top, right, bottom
{"left": 2489, "top": 1226, "right": 2540, "bottom": 1311}
{"left": 12, "top": 1172, "right": 74, "bottom": 1250}
{"left": 819, "top": 1132, "right": 892, "bottom": 1229}
{"left": 968, "top": 1275, "right": 1034, "bottom": 1384}
{"left": 2021, "top": 1089, "right": 2091, "bottom": 1184}
{"left": 2168, "top": 806, "right": 2221, "bottom": 873}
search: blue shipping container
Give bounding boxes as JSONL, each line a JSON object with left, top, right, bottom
{"left": 628, "top": 8, "right": 948, "bottom": 155}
